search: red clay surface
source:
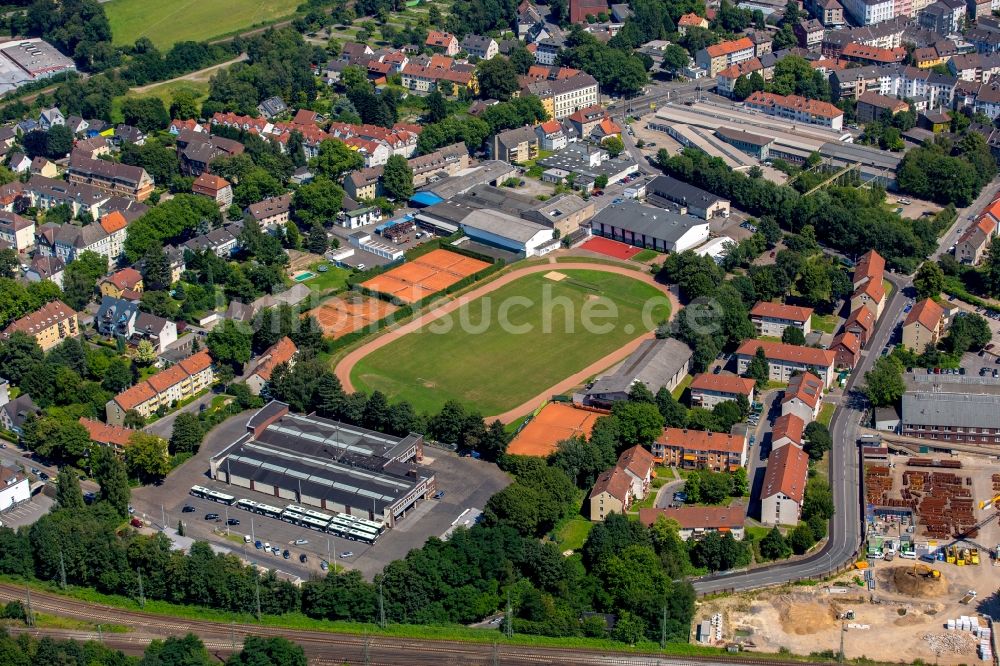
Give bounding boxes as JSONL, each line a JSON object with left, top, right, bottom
{"left": 335, "top": 261, "right": 682, "bottom": 423}
{"left": 508, "top": 403, "right": 602, "bottom": 457}
{"left": 580, "top": 237, "right": 642, "bottom": 260}
{"left": 309, "top": 294, "right": 398, "bottom": 339}
{"left": 359, "top": 249, "right": 491, "bottom": 304}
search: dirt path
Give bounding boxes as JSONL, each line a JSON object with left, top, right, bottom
{"left": 129, "top": 54, "right": 248, "bottom": 93}
{"left": 333, "top": 261, "right": 682, "bottom": 424}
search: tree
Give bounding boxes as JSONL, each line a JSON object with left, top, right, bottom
{"left": 662, "top": 44, "right": 690, "bottom": 72}
{"left": 913, "top": 262, "right": 944, "bottom": 300}
{"left": 141, "top": 634, "right": 213, "bottom": 666}
{"left": 169, "top": 91, "right": 200, "bottom": 120}
{"left": 207, "top": 319, "right": 252, "bottom": 371}
{"left": 45, "top": 124, "right": 74, "bottom": 158}
{"left": 744, "top": 346, "right": 770, "bottom": 384}
{"left": 476, "top": 57, "right": 520, "bottom": 101}
{"left": 0, "top": 248, "right": 17, "bottom": 278}
{"left": 124, "top": 433, "right": 170, "bottom": 481}
{"left": 509, "top": 44, "right": 535, "bottom": 74}
{"left": 227, "top": 636, "right": 307, "bottom": 666}
{"left": 307, "top": 223, "right": 328, "bottom": 255}
{"left": 803, "top": 421, "right": 832, "bottom": 462}
{"left": 55, "top": 467, "right": 84, "bottom": 509}
{"left": 425, "top": 89, "right": 448, "bottom": 123}
{"left": 655, "top": 387, "right": 688, "bottom": 428}
{"left": 788, "top": 522, "right": 816, "bottom": 554}
{"left": 603, "top": 135, "right": 625, "bottom": 158}
{"left": 293, "top": 177, "right": 345, "bottom": 226}
{"left": 93, "top": 446, "right": 130, "bottom": 517}
{"left": 121, "top": 96, "right": 170, "bottom": 133}
{"left": 62, "top": 250, "right": 107, "bottom": 310}
{"left": 781, "top": 325, "right": 805, "bottom": 345}
{"left": 169, "top": 412, "right": 204, "bottom": 455}
{"left": 610, "top": 401, "right": 664, "bottom": 447}
{"left": 134, "top": 339, "right": 157, "bottom": 366}
{"left": 759, "top": 527, "right": 791, "bottom": 560}
{"left": 142, "top": 244, "right": 171, "bottom": 291}
{"left": 310, "top": 139, "right": 364, "bottom": 180}
{"left": 944, "top": 312, "right": 991, "bottom": 354}
{"left": 732, "top": 75, "right": 752, "bottom": 101}
{"left": 863, "top": 356, "right": 905, "bottom": 407}
{"left": 802, "top": 477, "right": 835, "bottom": 521}
{"left": 382, "top": 155, "right": 414, "bottom": 201}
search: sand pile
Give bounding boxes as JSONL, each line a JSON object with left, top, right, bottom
{"left": 891, "top": 567, "right": 948, "bottom": 598}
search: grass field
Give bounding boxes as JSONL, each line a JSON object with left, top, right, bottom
{"left": 305, "top": 263, "right": 351, "bottom": 293}
{"left": 631, "top": 249, "right": 663, "bottom": 263}
{"left": 105, "top": 0, "right": 302, "bottom": 48}
{"left": 554, "top": 516, "right": 593, "bottom": 551}
{"left": 810, "top": 313, "right": 838, "bottom": 334}
{"left": 351, "top": 270, "right": 671, "bottom": 414}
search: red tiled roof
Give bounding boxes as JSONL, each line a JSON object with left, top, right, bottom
{"left": 638, "top": 504, "right": 746, "bottom": 530}
{"left": 113, "top": 381, "right": 157, "bottom": 411}
{"left": 689, "top": 372, "right": 756, "bottom": 396}
{"left": 854, "top": 277, "right": 885, "bottom": 303}
{"left": 79, "top": 417, "right": 135, "bottom": 448}
{"left": 705, "top": 37, "right": 754, "bottom": 58}
{"left": 841, "top": 42, "right": 906, "bottom": 64}
{"left": 179, "top": 350, "right": 213, "bottom": 376}
{"left": 772, "top": 413, "right": 804, "bottom": 445}
{"left": 783, "top": 372, "right": 823, "bottom": 410}
{"left": 656, "top": 427, "right": 746, "bottom": 454}
{"left": 762, "top": 444, "right": 810, "bottom": 503}
{"left": 831, "top": 331, "right": 860, "bottom": 354}
{"left": 99, "top": 210, "right": 128, "bottom": 234}
{"left": 855, "top": 250, "right": 885, "bottom": 285}
{"left": 735, "top": 340, "right": 835, "bottom": 368}
{"left": 113, "top": 350, "right": 213, "bottom": 411}
{"left": 750, "top": 301, "right": 814, "bottom": 323}
{"left": 192, "top": 173, "right": 230, "bottom": 195}
{"left": 678, "top": 12, "right": 706, "bottom": 26}
{"left": 590, "top": 465, "right": 631, "bottom": 502}
{"left": 845, "top": 306, "right": 874, "bottom": 332}
{"left": 539, "top": 119, "right": 562, "bottom": 133}
{"left": 745, "top": 90, "right": 842, "bottom": 120}
{"left": 251, "top": 337, "right": 297, "bottom": 382}
{"left": 1, "top": 300, "right": 76, "bottom": 340}
{"left": 105, "top": 267, "right": 142, "bottom": 291}
{"left": 718, "top": 57, "right": 762, "bottom": 80}
{"left": 904, "top": 298, "right": 943, "bottom": 331}
{"left": 425, "top": 31, "right": 456, "bottom": 47}
{"left": 617, "top": 444, "right": 654, "bottom": 479}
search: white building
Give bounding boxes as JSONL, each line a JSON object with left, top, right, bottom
{"left": 590, "top": 200, "right": 710, "bottom": 253}
{"left": 842, "top": 0, "right": 895, "bottom": 25}
{"left": 760, "top": 444, "right": 810, "bottom": 526}
{"left": 460, "top": 209, "right": 556, "bottom": 257}
{"left": 0, "top": 465, "right": 30, "bottom": 511}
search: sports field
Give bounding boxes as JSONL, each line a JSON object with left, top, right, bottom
{"left": 350, "top": 269, "right": 671, "bottom": 415}
{"left": 508, "top": 403, "right": 601, "bottom": 457}
{"left": 310, "top": 293, "right": 398, "bottom": 339}
{"left": 105, "top": 0, "right": 302, "bottom": 48}
{"left": 361, "top": 249, "right": 491, "bottom": 304}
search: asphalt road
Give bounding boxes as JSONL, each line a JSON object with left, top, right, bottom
{"left": 933, "top": 179, "right": 1000, "bottom": 261}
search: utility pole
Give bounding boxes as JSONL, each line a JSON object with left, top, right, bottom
{"left": 251, "top": 517, "right": 255, "bottom": 544}
{"left": 492, "top": 641, "right": 500, "bottom": 666}
{"left": 97, "top": 625, "right": 102, "bottom": 642}
{"left": 25, "top": 587, "right": 33, "bottom": 627}
{"left": 378, "top": 581, "right": 386, "bottom": 629}
{"left": 254, "top": 574, "right": 261, "bottom": 621}
{"left": 59, "top": 550, "right": 66, "bottom": 590}
{"left": 136, "top": 567, "right": 145, "bottom": 608}
{"left": 504, "top": 592, "right": 513, "bottom": 639}
{"left": 230, "top": 621, "right": 236, "bottom": 652}
{"left": 660, "top": 604, "right": 667, "bottom": 648}
{"left": 225, "top": 504, "right": 230, "bottom": 536}
{"left": 161, "top": 504, "right": 166, "bottom": 530}
{"left": 839, "top": 621, "right": 846, "bottom": 665}
{"left": 363, "top": 631, "right": 371, "bottom": 666}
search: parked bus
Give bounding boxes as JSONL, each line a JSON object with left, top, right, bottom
{"left": 190, "top": 485, "right": 236, "bottom": 505}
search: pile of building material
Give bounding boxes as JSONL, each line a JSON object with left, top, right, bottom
{"left": 946, "top": 616, "right": 982, "bottom": 633}
{"left": 923, "top": 632, "right": 974, "bottom": 654}
{"left": 902, "top": 470, "right": 976, "bottom": 539}
{"left": 906, "top": 458, "right": 962, "bottom": 469}
{"left": 992, "top": 473, "right": 1000, "bottom": 494}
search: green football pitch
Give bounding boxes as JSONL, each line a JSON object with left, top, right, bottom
{"left": 350, "top": 269, "right": 672, "bottom": 416}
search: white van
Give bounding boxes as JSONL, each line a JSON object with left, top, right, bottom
{"left": 900, "top": 551, "right": 916, "bottom": 560}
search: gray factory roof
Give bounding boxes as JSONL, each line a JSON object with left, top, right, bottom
{"left": 590, "top": 199, "right": 706, "bottom": 242}
{"left": 461, "top": 208, "right": 548, "bottom": 243}
{"left": 902, "top": 392, "right": 1000, "bottom": 429}
{"left": 587, "top": 338, "right": 692, "bottom": 398}
{"left": 421, "top": 161, "right": 516, "bottom": 199}
{"left": 820, "top": 141, "right": 902, "bottom": 171}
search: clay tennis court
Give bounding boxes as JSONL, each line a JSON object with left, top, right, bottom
{"left": 580, "top": 237, "right": 642, "bottom": 260}
{"left": 309, "top": 294, "right": 398, "bottom": 338}
{"left": 360, "top": 249, "right": 491, "bottom": 303}
{"left": 507, "top": 403, "right": 602, "bottom": 457}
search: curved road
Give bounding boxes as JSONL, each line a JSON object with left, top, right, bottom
{"left": 335, "top": 261, "right": 681, "bottom": 423}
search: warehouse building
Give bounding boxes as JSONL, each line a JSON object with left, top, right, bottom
{"left": 582, "top": 338, "right": 692, "bottom": 407}
{"left": 645, "top": 175, "right": 731, "bottom": 220}
{"left": 460, "top": 209, "right": 556, "bottom": 257}
{"left": 210, "top": 401, "right": 435, "bottom": 527}
{"left": 590, "top": 200, "right": 710, "bottom": 253}
{"left": 900, "top": 373, "right": 1000, "bottom": 444}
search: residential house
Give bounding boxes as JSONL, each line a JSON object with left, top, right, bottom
{"left": 652, "top": 427, "right": 749, "bottom": 471}
{"left": 67, "top": 153, "right": 154, "bottom": 202}
{"left": 854, "top": 249, "right": 885, "bottom": 289}
{"left": 535, "top": 119, "right": 568, "bottom": 151}
{"left": 919, "top": 0, "right": 964, "bottom": 35}
{"left": 408, "top": 143, "right": 470, "bottom": 187}
{"left": 842, "top": 0, "right": 895, "bottom": 25}
{"left": 343, "top": 137, "right": 391, "bottom": 167}
{"left": 0, "top": 300, "right": 78, "bottom": 351}
{"left": 750, "top": 301, "right": 814, "bottom": 338}
{"left": 845, "top": 306, "right": 875, "bottom": 345}
{"left": 638, "top": 505, "right": 747, "bottom": 540}
{"left": 851, "top": 277, "right": 886, "bottom": 318}
{"left": 24, "top": 255, "right": 64, "bottom": 288}
{"left": 567, "top": 104, "right": 611, "bottom": 140}
{"left": 99, "top": 267, "right": 144, "bottom": 300}
{"left": 831, "top": 330, "right": 862, "bottom": 368}
{"left": 0, "top": 464, "right": 30, "bottom": 509}
{"left": 114, "top": 125, "right": 146, "bottom": 146}
{"left": 760, "top": 444, "right": 810, "bottom": 526}
{"left": 840, "top": 43, "right": 907, "bottom": 66}
{"left": 38, "top": 107, "right": 64, "bottom": 130}
{"left": 771, "top": 413, "right": 805, "bottom": 449}
{"left": 677, "top": 13, "right": 709, "bottom": 34}
{"left": 0, "top": 210, "right": 34, "bottom": 253}
{"left": 689, "top": 372, "right": 756, "bottom": 409}
{"left": 168, "top": 119, "right": 203, "bottom": 135}
{"left": 491, "top": 125, "right": 539, "bottom": 163}
{"left": 344, "top": 166, "right": 384, "bottom": 201}
{"left": 400, "top": 60, "right": 477, "bottom": 94}
{"left": 256, "top": 96, "right": 287, "bottom": 119}
{"left": 734, "top": 340, "right": 837, "bottom": 387}
{"left": 856, "top": 90, "right": 910, "bottom": 122}
{"left": 29, "top": 156, "right": 57, "bottom": 178}
{"left": 581, "top": 337, "right": 692, "bottom": 406}
{"left": 461, "top": 35, "right": 498, "bottom": 60}
{"left": 97, "top": 211, "right": 129, "bottom": 266}
{"left": 795, "top": 19, "right": 826, "bottom": 48}
{"left": 176, "top": 130, "right": 245, "bottom": 176}
{"left": 73, "top": 135, "right": 110, "bottom": 160}
{"left": 0, "top": 395, "right": 39, "bottom": 436}
{"left": 246, "top": 193, "right": 293, "bottom": 232}
{"left": 745, "top": 90, "right": 844, "bottom": 130}
{"left": 425, "top": 31, "right": 460, "bottom": 56}
{"left": 716, "top": 57, "right": 763, "bottom": 97}
{"left": 781, "top": 372, "right": 824, "bottom": 423}
{"left": 902, "top": 297, "right": 944, "bottom": 351}
{"left": 25, "top": 176, "right": 109, "bottom": 221}
{"left": 181, "top": 223, "right": 242, "bottom": 257}
{"left": 192, "top": 173, "right": 233, "bottom": 208}
{"left": 95, "top": 296, "right": 177, "bottom": 352}
{"left": 522, "top": 68, "right": 600, "bottom": 119}
{"left": 616, "top": 445, "right": 656, "bottom": 500}
{"left": 246, "top": 337, "right": 298, "bottom": 395}
{"left": 8, "top": 152, "right": 30, "bottom": 174}
{"left": 79, "top": 417, "right": 136, "bottom": 452}
{"left": 106, "top": 350, "right": 215, "bottom": 425}
{"left": 696, "top": 37, "right": 755, "bottom": 77}
{"left": 589, "top": 465, "right": 633, "bottom": 521}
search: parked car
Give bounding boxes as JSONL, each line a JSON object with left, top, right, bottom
{"left": 282, "top": 550, "right": 290, "bottom": 559}
{"left": 255, "top": 540, "right": 263, "bottom": 549}
{"left": 320, "top": 561, "right": 329, "bottom": 571}
{"left": 294, "top": 538, "right": 309, "bottom": 545}
{"left": 205, "top": 513, "right": 219, "bottom": 521}
{"left": 340, "top": 551, "right": 354, "bottom": 558}
{"left": 299, "top": 554, "right": 308, "bottom": 563}
{"left": 182, "top": 505, "right": 196, "bottom": 513}
{"left": 433, "top": 490, "right": 445, "bottom": 500}
{"left": 227, "top": 518, "right": 240, "bottom": 526}
{"left": 130, "top": 518, "right": 142, "bottom": 528}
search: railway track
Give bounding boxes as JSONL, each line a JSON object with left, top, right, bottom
{"left": 0, "top": 583, "right": 840, "bottom": 665}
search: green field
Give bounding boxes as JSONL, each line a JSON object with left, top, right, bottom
{"left": 105, "top": 0, "right": 302, "bottom": 48}
{"left": 351, "top": 270, "right": 671, "bottom": 415}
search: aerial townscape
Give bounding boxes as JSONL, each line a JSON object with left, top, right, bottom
{"left": 0, "top": 0, "right": 999, "bottom": 663}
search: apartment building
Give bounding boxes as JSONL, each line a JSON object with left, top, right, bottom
{"left": 66, "top": 153, "right": 154, "bottom": 202}
{"left": 734, "top": 340, "right": 837, "bottom": 387}
{"left": 842, "top": 0, "right": 895, "bottom": 25}
{"left": 523, "top": 69, "right": 600, "bottom": 119}
{"left": 652, "top": 427, "right": 748, "bottom": 471}
{"left": 750, "top": 301, "right": 814, "bottom": 338}
{"left": 689, "top": 372, "right": 756, "bottom": 410}
{"left": 696, "top": 37, "right": 756, "bottom": 77}
{"left": 0, "top": 210, "right": 34, "bottom": 253}
{"left": 1, "top": 300, "right": 78, "bottom": 351}
{"left": 760, "top": 444, "right": 810, "bottom": 526}
{"left": 902, "top": 297, "right": 944, "bottom": 352}
{"left": 106, "top": 350, "right": 215, "bottom": 425}
{"left": 745, "top": 90, "right": 844, "bottom": 130}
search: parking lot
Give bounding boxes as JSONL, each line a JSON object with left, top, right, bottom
{"left": 131, "top": 411, "right": 510, "bottom": 580}
{"left": 0, "top": 494, "right": 54, "bottom": 529}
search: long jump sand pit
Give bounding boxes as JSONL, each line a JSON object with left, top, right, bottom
{"left": 309, "top": 293, "right": 398, "bottom": 338}
{"left": 360, "top": 249, "right": 491, "bottom": 304}
{"left": 508, "top": 403, "right": 602, "bottom": 457}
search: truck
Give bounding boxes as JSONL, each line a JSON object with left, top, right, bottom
{"left": 960, "top": 590, "right": 978, "bottom": 604}
{"left": 970, "top": 548, "right": 980, "bottom": 565}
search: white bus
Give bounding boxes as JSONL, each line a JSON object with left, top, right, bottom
{"left": 190, "top": 485, "right": 236, "bottom": 505}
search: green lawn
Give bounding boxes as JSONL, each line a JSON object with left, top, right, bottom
{"left": 304, "top": 263, "right": 351, "bottom": 293}
{"left": 105, "top": 0, "right": 302, "bottom": 48}
{"left": 351, "top": 270, "right": 671, "bottom": 414}
{"left": 817, "top": 402, "right": 834, "bottom": 427}
{"left": 810, "top": 313, "right": 838, "bottom": 335}
{"left": 671, "top": 374, "right": 692, "bottom": 400}
{"left": 554, "top": 517, "right": 593, "bottom": 551}
{"left": 631, "top": 249, "right": 662, "bottom": 263}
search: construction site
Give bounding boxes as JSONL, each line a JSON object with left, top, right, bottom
{"left": 692, "top": 451, "right": 1000, "bottom": 664}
